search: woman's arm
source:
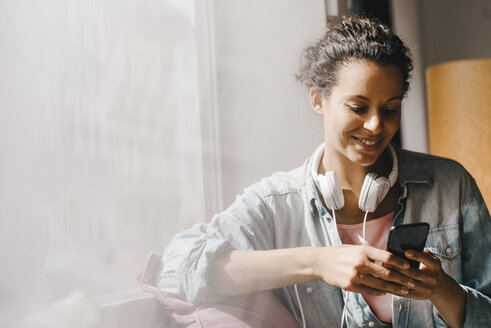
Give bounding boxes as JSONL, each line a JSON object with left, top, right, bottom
{"left": 459, "top": 178, "right": 491, "bottom": 327}
{"left": 400, "top": 249, "right": 466, "bottom": 328}
{"left": 394, "top": 177, "right": 491, "bottom": 328}
{"left": 210, "top": 245, "right": 415, "bottom": 297}
{"left": 160, "top": 185, "right": 413, "bottom": 303}
{"left": 429, "top": 275, "right": 466, "bottom": 328}
{"left": 209, "top": 247, "right": 317, "bottom": 296}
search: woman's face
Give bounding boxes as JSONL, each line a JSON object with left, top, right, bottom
{"left": 312, "top": 60, "right": 403, "bottom": 168}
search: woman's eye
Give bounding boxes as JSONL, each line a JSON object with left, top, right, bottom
{"left": 383, "top": 108, "right": 399, "bottom": 114}
{"left": 347, "top": 106, "right": 366, "bottom": 113}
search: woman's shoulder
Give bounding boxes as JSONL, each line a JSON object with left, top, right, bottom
{"left": 396, "top": 147, "right": 478, "bottom": 204}
{"left": 397, "top": 147, "right": 471, "bottom": 180}
{"left": 249, "top": 160, "right": 309, "bottom": 199}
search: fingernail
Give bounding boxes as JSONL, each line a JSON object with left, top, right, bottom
{"left": 407, "top": 281, "right": 415, "bottom": 288}
{"left": 401, "top": 287, "right": 409, "bottom": 294}
{"left": 406, "top": 250, "right": 414, "bottom": 257}
{"left": 403, "top": 262, "right": 410, "bottom": 269}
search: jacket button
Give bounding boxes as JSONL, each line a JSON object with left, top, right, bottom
{"left": 368, "top": 321, "right": 375, "bottom": 327}
{"left": 306, "top": 287, "right": 313, "bottom": 294}
{"left": 446, "top": 247, "right": 453, "bottom": 255}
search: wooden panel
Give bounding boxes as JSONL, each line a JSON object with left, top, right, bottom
{"left": 426, "top": 59, "right": 491, "bottom": 206}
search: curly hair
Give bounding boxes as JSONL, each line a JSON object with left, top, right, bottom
{"left": 296, "top": 16, "right": 413, "bottom": 98}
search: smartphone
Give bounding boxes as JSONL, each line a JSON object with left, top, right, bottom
{"left": 386, "top": 223, "right": 430, "bottom": 268}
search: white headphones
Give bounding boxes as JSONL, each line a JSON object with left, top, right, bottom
{"left": 311, "top": 143, "right": 398, "bottom": 213}
{"left": 295, "top": 144, "right": 398, "bottom": 328}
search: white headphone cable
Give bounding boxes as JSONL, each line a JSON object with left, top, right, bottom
{"left": 340, "top": 210, "right": 369, "bottom": 328}
{"left": 294, "top": 284, "right": 306, "bottom": 328}
{"left": 292, "top": 205, "right": 339, "bottom": 328}
{"left": 340, "top": 292, "right": 350, "bottom": 328}
{"left": 331, "top": 209, "right": 349, "bottom": 328}
{"left": 362, "top": 210, "right": 369, "bottom": 245}
{"left": 298, "top": 206, "right": 369, "bottom": 328}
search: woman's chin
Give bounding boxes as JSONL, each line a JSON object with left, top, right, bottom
{"left": 346, "top": 148, "right": 383, "bottom": 167}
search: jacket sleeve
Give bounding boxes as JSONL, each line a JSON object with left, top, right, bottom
{"left": 460, "top": 178, "right": 491, "bottom": 327}
{"left": 157, "top": 186, "right": 275, "bottom": 304}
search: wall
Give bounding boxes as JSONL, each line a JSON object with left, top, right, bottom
{"left": 419, "top": 0, "right": 491, "bottom": 67}
{"left": 211, "top": 0, "right": 326, "bottom": 207}
{"left": 391, "top": 0, "right": 491, "bottom": 153}
{"left": 209, "top": 0, "right": 491, "bottom": 210}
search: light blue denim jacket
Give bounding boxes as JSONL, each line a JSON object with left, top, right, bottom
{"left": 159, "top": 145, "right": 491, "bottom": 328}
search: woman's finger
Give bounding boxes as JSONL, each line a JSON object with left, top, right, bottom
{"left": 358, "top": 273, "right": 411, "bottom": 296}
{"left": 366, "top": 246, "right": 411, "bottom": 270}
{"left": 362, "top": 261, "right": 416, "bottom": 288}
{"left": 350, "top": 282, "right": 387, "bottom": 296}
{"left": 405, "top": 248, "right": 440, "bottom": 270}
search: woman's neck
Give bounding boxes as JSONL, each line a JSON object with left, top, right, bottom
{"left": 319, "top": 146, "right": 392, "bottom": 196}
{"left": 317, "top": 145, "right": 399, "bottom": 224}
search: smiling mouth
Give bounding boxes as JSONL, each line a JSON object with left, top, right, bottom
{"left": 353, "top": 136, "right": 382, "bottom": 147}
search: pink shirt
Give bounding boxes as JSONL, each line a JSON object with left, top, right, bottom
{"left": 337, "top": 212, "right": 394, "bottom": 324}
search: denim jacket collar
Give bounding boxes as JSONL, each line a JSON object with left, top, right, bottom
{"left": 393, "top": 145, "right": 433, "bottom": 186}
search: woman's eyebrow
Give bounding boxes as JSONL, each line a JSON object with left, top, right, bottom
{"left": 346, "top": 95, "right": 402, "bottom": 102}
{"left": 386, "top": 96, "right": 403, "bottom": 102}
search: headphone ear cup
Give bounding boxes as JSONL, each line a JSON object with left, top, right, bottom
{"left": 359, "top": 173, "right": 378, "bottom": 212}
{"left": 319, "top": 171, "right": 344, "bottom": 210}
{"left": 359, "top": 173, "right": 391, "bottom": 212}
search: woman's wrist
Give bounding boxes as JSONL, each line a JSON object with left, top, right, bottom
{"left": 305, "top": 246, "right": 341, "bottom": 283}
{"left": 296, "top": 247, "right": 323, "bottom": 282}
{"left": 428, "top": 272, "right": 462, "bottom": 302}
{"left": 429, "top": 272, "right": 466, "bottom": 327}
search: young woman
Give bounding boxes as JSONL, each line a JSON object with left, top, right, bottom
{"left": 156, "top": 17, "right": 491, "bottom": 328}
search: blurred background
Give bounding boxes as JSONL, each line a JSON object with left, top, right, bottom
{"left": 0, "top": 0, "right": 489, "bottom": 327}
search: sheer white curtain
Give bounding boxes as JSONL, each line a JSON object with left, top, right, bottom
{"left": 0, "top": 0, "right": 204, "bottom": 326}
{"left": 0, "top": 0, "right": 328, "bottom": 326}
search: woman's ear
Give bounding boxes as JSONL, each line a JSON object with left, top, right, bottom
{"left": 310, "top": 88, "right": 324, "bottom": 115}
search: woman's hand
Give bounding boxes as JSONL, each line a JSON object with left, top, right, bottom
{"left": 389, "top": 248, "right": 446, "bottom": 299}
{"left": 313, "top": 244, "right": 415, "bottom": 296}
{"left": 392, "top": 248, "right": 466, "bottom": 328}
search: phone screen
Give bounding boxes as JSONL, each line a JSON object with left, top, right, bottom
{"left": 386, "top": 223, "right": 430, "bottom": 268}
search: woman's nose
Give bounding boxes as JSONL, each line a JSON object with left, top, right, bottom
{"left": 364, "top": 113, "right": 383, "bottom": 134}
